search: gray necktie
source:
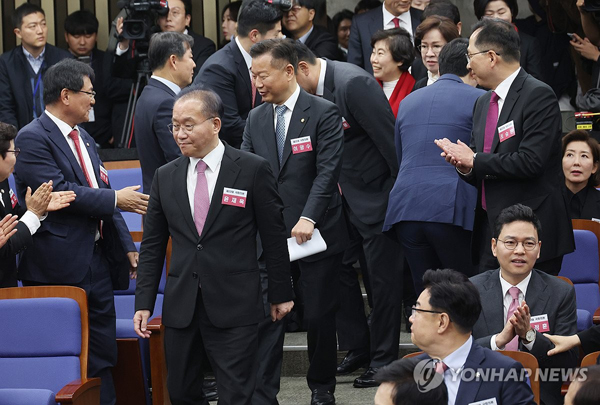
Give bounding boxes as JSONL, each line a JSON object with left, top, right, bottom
{"left": 275, "top": 105, "right": 287, "bottom": 164}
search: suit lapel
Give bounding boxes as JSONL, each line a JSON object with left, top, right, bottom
{"left": 280, "top": 91, "right": 311, "bottom": 170}
{"left": 81, "top": 131, "right": 102, "bottom": 187}
{"left": 173, "top": 157, "right": 198, "bottom": 238}
{"left": 491, "top": 69, "right": 525, "bottom": 152}
{"left": 200, "top": 147, "right": 241, "bottom": 240}
{"left": 257, "top": 105, "right": 280, "bottom": 171}
{"left": 233, "top": 43, "right": 253, "bottom": 100}
{"left": 480, "top": 269, "right": 506, "bottom": 334}
{"left": 524, "top": 270, "right": 548, "bottom": 319}
{"left": 323, "top": 62, "right": 336, "bottom": 103}
{"left": 455, "top": 344, "right": 485, "bottom": 404}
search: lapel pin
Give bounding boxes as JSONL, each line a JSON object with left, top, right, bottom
{"left": 86, "top": 143, "right": 90, "bottom": 147}
{"left": 301, "top": 118, "right": 305, "bottom": 123}
{"left": 0, "top": 189, "right": 4, "bottom": 193}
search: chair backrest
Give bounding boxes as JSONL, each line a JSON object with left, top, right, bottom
{"left": 581, "top": 351, "right": 600, "bottom": 367}
{"left": 499, "top": 351, "right": 540, "bottom": 405}
{"left": 572, "top": 219, "right": 600, "bottom": 287}
{"left": 560, "top": 230, "right": 600, "bottom": 315}
{"left": 0, "top": 286, "right": 89, "bottom": 394}
{"left": 107, "top": 167, "right": 144, "bottom": 231}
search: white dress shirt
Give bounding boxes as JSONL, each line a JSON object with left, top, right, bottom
{"left": 382, "top": 4, "right": 412, "bottom": 37}
{"left": 440, "top": 336, "right": 473, "bottom": 405}
{"left": 23, "top": 47, "right": 45, "bottom": 74}
{"left": 493, "top": 67, "right": 521, "bottom": 121}
{"left": 315, "top": 58, "right": 327, "bottom": 97}
{"left": 151, "top": 75, "right": 181, "bottom": 95}
{"left": 187, "top": 140, "right": 225, "bottom": 215}
{"left": 298, "top": 26, "right": 314, "bottom": 44}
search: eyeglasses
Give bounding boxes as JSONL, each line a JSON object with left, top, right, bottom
{"left": 287, "top": 5, "right": 303, "bottom": 13}
{"left": 168, "top": 117, "right": 215, "bottom": 135}
{"left": 465, "top": 49, "right": 500, "bottom": 63}
{"left": 6, "top": 148, "right": 20, "bottom": 158}
{"left": 497, "top": 239, "right": 538, "bottom": 251}
{"left": 417, "top": 44, "right": 444, "bottom": 54}
{"left": 411, "top": 306, "right": 443, "bottom": 317}
{"left": 68, "top": 88, "right": 96, "bottom": 98}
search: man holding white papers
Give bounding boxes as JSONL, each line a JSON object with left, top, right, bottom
{"left": 242, "top": 39, "right": 346, "bottom": 405}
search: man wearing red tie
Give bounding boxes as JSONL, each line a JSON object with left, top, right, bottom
{"left": 435, "top": 18, "right": 573, "bottom": 275}
{"left": 14, "top": 59, "right": 149, "bottom": 405}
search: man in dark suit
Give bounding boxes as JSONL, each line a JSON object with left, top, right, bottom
{"left": 411, "top": 269, "right": 536, "bottom": 405}
{"left": 14, "top": 59, "right": 149, "bottom": 405}
{"left": 294, "top": 43, "right": 404, "bottom": 388}
{"left": 242, "top": 39, "right": 346, "bottom": 405}
{"left": 194, "top": 0, "right": 283, "bottom": 149}
{"left": 470, "top": 204, "right": 578, "bottom": 405}
{"left": 134, "top": 88, "right": 293, "bottom": 405}
{"left": 0, "top": 3, "right": 71, "bottom": 130}
{"left": 282, "top": 0, "right": 341, "bottom": 60}
{"left": 436, "top": 18, "right": 574, "bottom": 275}
{"left": 134, "top": 32, "right": 196, "bottom": 194}
{"left": 347, "top": 0, "right": 422, "bottom": 75}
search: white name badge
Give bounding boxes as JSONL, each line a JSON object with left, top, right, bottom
{"left": 498, "top": 120, "right": 516, "bottom": 142}
{"left": 291, "top": 136, "right": 313, "bottom": 154}
{"left": 469, "top": 398, "right": 498, "bottom": 405}
{"left": 222, "top": 187, "right": 248, "bottom": 208}
{"left": 530, "top": 314, "right": 550, "bottom": 333}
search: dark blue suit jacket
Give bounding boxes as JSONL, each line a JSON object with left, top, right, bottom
{"left": 134, "top": 78, "right": 181, "bottom": 194}
{"left": 419, "top": 341, "right": 536, "bottom": 405}
{"left": 14, "top": 113, "right": 135, "bottom": 289}
{"left": 0, "top": 180, "right": 31, "bottom": 287}
{"left": 383, "top": 74, "right": 483, "bottom": 232}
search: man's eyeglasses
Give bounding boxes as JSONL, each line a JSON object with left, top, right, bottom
{"left": 6, "top": 148, "right": 20, "bottom": 158}
{"left": 496, "top": 239, "right": 538, "bottom": 251}
{"left": 411, "top": 306, "right": 443, "bottom": 317}
{"left": 68, "top": 88, "right": 96, "bottom": 98}
{"left": 168, "top": 117, "right": 215, "bottom": 135}
{"left": 465, "top": 49, "right": 500, "bottom": 63}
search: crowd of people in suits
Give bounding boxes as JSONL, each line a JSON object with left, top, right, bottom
{"left": 3, "top": 0, "right": 600, "bottom": 405}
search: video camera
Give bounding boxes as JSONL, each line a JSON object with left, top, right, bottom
{"left": 117, "top": 0, "right": 168, "bottom": 40}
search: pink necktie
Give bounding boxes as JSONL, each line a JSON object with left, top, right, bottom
{"left": 68, "top": 130, "right": 93, "bottom": 187}
{"left": 392, "top": 17, "right": 400, "bottom": 28}
{"left": 194, "top": 161, "right": 210, "bottom": 236}
{"left": 435, "top": 360, "right": 448, "bottom": 374}
{"left": 481, "top": 92, "right": 499, "bottom": 211}
{"left": 505, "top": 286, "right": 520, "bottom": 351}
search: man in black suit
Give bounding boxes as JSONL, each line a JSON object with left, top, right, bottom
{"left": 282, "top": 0, "right": 341, "bottom": 60}
{"left": 194, "top": 0, "right": 283, "bottom": 149}
{"left": 134, "top": 88, "right": 293, "bottom": 405}
{"left": 436, "top": 18, "right": 574, "bottom": 275}
{"left": 242, "top": 39, "right": 346, "bottom": 405}
{"left": 64, "top": 10, "right": 131, "bottom": 148}
{"left": 294, "top": 44, "right": 404, "bottom": 388}
{"left": 347, "top": 0, "right": 422, "bottom": 75}
{"left": 134, "top": 32, "right": 196, "bottom": 194}
{"left": 0, "top": 3, "right": 71, "bottom": 129}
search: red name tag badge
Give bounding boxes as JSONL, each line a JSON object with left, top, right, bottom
{"left": 342, "top": 117, "right": 351, "bottom": 130}
{"left": 291, "top": 136, "right": 313, "bottom": 154}
{"left": 498, "top": 121, "right": 516, "bottom": 143}
{"left": 99, "top": 166, "right": 109, "bottom": 185}
{"left": 530, "top": 314, "right": 550, "bottom": 333}
{"left": 9, "top": 189, "right": 17, "bottom": 209}
{"left": 222, "top": 187, "right": 247, "bottom": 208}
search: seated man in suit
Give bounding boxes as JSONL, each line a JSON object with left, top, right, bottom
{"left": 411, "top": 268, "right": 536, "bottom": 405}
{"left": 134, "top": 31, "right": 196, "bottom": 194}
{"left": 134, "top": 88, "right": 293, "bottom": 405}
{"left": 470, "top": 203, "right": 579, "bottom": 405}
{"left": 0, "top": 3, "right": 71, "bottom": 129}
{"left": 282, "top": 0, "right": 341, "bottom": 60}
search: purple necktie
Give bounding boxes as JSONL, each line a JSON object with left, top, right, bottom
{"left": 194, "top": 161, "right": 210, "bottom": 236}
{"left": 482, "top": 91, "right": 499, "bottom": 211}
{"left": 435, "top": 360, "right": 448, "bottom": 375}
{"left": 505, "top": 286, "right": 521, "bottom": 351}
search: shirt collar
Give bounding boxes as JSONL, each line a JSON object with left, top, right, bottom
{"left": 442, "top": 336, "right": 473, "bottom": 373}
{"left": 274, "top": 84, "right": 301, "bottom": 112}
{"left": 22, "top": 46, "right": 45, "bottom": 62}
{"left": 499, "top": 268, "right": 533, "bottom": 298}
{"left": 189, "top": 140, "right": 225, "bottom": 173}
{"left": 45, "top": 109, "right": 78, "bottom": 138}
{"left": 316, "top": 58, "right": 327, "bottom": 97}
{"left": 382, "top": 4, "right": 410, "bottom": 26}
{"left": 298, "top": 25, "right": 314, "bottom": 44}
{"left": 150, "top": 75, "right": 181, "bottom": 95}
{"left": 493, "top": 67, "right": 521, "bottom": 102}
{"left": 427, "top": 70, "right": 439, "bottom": 86}
{"left": 236, "top": 36, "right": 252, "bottom": 70}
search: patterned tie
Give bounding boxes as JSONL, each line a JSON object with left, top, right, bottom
{"left": 392, "top": 17, "right": 400, "bottom": 28}
{"left": 275, "top": 105, "right": 287, "bottom": 164}
{"left": 68, "top": 130, "right": 93, "bottom": 187}
{"left": 505, "top": 286, "right": 521, "bottom": 351}
{"left": 194, "top": 161, "right": 210, "bottom": 237}
{"left": 481, "top": 91, "right": 499, "bottom": 211}
{"left": 435, "top": 360, "right": 448, "bottom": 375}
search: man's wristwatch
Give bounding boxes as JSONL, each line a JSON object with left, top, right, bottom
{"left": 521, "top": 329, "right": 536, "bottom": 344}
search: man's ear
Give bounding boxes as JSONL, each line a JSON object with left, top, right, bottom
{"left": 297, "top": 61, "right": 310, "bottom": 76}
{"left": 308, "top": 8, "right": 315, "bottom": 22}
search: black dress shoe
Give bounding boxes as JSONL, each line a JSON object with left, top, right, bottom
{"left": 311, "top": 389, "right": 335, "bottom": 405}
{"left": 336, "top": 349, "right": 370, "bottom": 375}
{"left": 353, "top": 367, "right": 380, "bottom": 388}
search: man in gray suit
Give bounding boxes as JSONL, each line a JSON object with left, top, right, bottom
{"left": 470, "top": 204, "right": 578, "bottom": 405}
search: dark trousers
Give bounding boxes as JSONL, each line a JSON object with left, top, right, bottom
{"left": 396, "top": 221, "right": 475, "bottom": 294}
{"left": 164, "top": 288, "right": 258, "bottom": 405}
{"left": 345, "top": 205, "right": 403, "bottom": 368}
{"left": 23, "top": 243, "right": 117, "bottom": 405}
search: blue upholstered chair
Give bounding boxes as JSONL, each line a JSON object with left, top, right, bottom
{"left": 106, "top": 167, "right": 143, "bottom": 232}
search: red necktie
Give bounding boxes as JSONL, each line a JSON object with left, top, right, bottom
{"left": 481, "top": 92, "right": 499, "bottom": 211}
{"left": 505, "top": 286, "right": 520, "bottom": 351}
{"left": 68, "top": 130, "right": 93, "bottom": 187}
{"left": 392, "top": 17, "right": 400, "bottom": 28}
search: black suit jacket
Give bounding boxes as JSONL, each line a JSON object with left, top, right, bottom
{"left": 322, "top": 60, "right": 397, "bottom": 225}
{"left": 580, "top": 186, "right": 600, "bottom": 220}
{"left": 471, "top": 269, "right": 578, "bottom": 405}
{"left": 134, "top": 78, "right": 181, "bottom": 194}
{"left": 194, "top": 41, "right": 261, "bottom": 149}
{"left": 304, "top": 25, "right": 343, "bottom": 61}
{"left": 188, "top": 27, "right": 216, "bottom": 78}
{"left": 463, "top": 68, "right": 574, "bottom": 263}
{"left": 579, "top": 324, "right": 600, "bottom": 354}
{"left": 0, "top": 44, "right": 71, "bottom": 129}
{"left": 0, "top": 180, "right": 31, "bottom": 287}
{"left": 347, "top": 6, "right": 422, "bottom": 74}
{"left": 135, "top": 144, "right": 293, "bottom": 329}
{"left": 242, "top": 88, "right": 348, "bottom": 261}
{"left": 519, "top": 31, "right": 543, "bottom": 81}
